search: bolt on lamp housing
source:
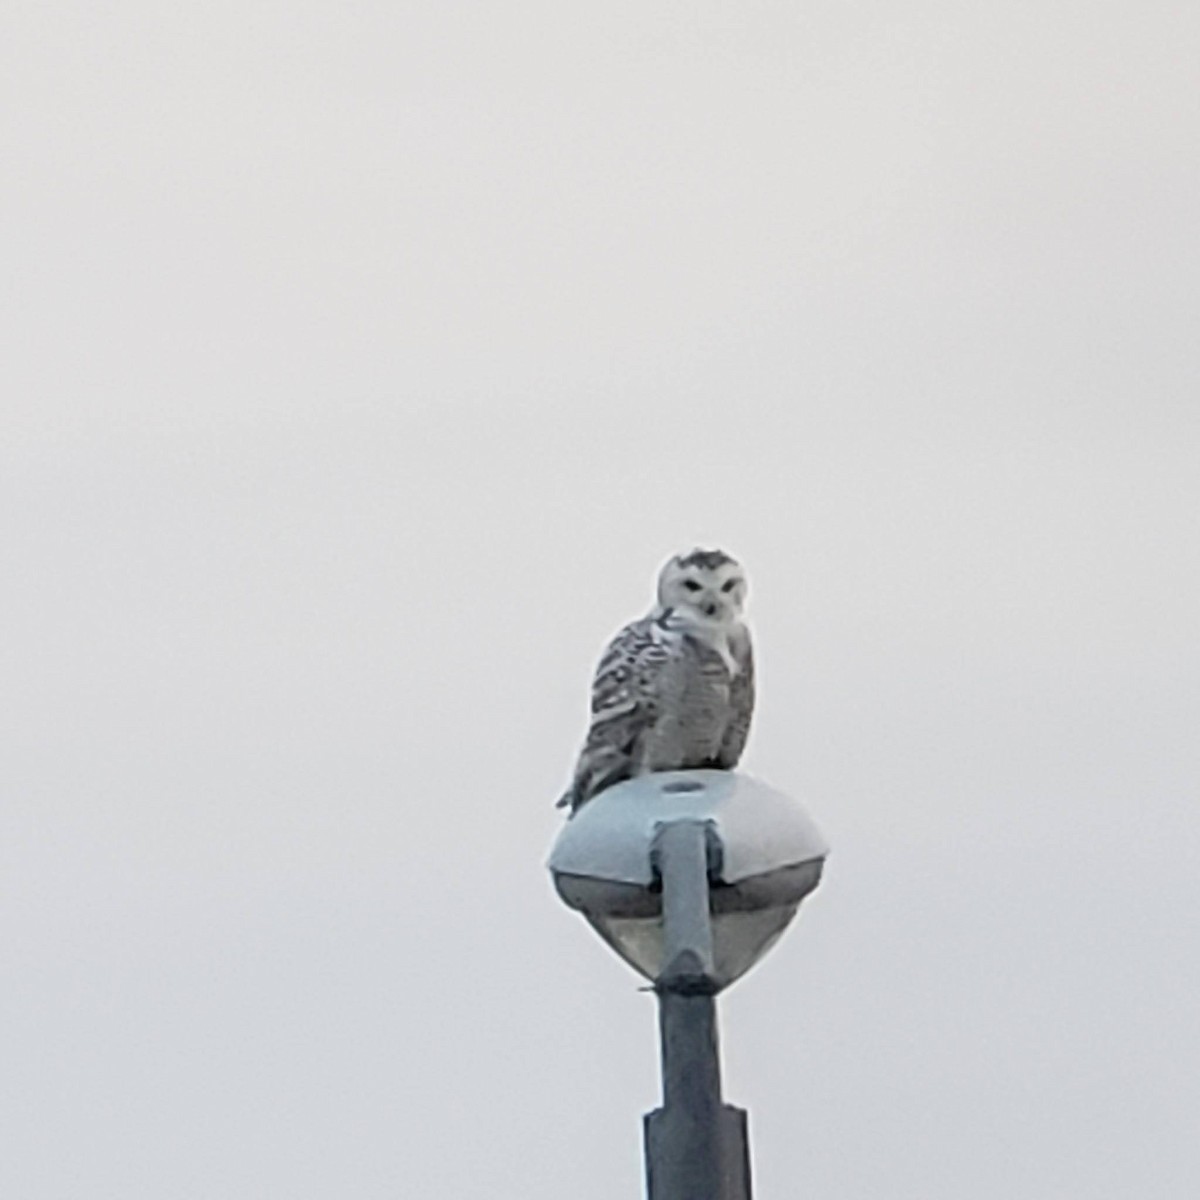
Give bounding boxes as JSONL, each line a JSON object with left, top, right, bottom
{"left": 548, "top": 770, "right": 828, "bottom": 990}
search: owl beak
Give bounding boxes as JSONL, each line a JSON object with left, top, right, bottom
{"left": 702, "top": 601, "right": 719, "bottom": 618}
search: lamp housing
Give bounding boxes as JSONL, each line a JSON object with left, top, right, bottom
{"left": 548, "top": 770, "right": 828, "bottom": 990}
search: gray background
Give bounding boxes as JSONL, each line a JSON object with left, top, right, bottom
{"left": 3, "top": 3, "right": 1197, "bottom": 1198}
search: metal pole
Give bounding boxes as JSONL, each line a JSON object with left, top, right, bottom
{"left": 644, "top": 821, "right": 752, "bottom": 1200}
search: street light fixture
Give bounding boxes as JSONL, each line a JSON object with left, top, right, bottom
{"left": 548, "top": 769, "right": 829, "bottom": 1200}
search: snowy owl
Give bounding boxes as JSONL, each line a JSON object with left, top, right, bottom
{"left": 558, "top": 548, "right": 755, "bottom": 814}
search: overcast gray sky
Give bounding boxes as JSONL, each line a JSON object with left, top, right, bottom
{"left": 3, "top": 3, "right": 1198, "bottom": 1198}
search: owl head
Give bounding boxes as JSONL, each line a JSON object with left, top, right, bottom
{"left": 656, "top": 548, "right": 748, "bottom": 625}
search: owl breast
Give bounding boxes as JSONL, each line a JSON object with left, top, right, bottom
{"left": 638, "top": 636, "right": 734, "bottom": 771}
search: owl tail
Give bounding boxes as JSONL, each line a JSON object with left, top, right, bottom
{"left": 557, "top": 749, "right": 631, "bottom": 815}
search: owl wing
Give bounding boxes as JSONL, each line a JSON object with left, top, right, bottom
{"left": 558, "top": 614, "right": 672, "bottom": 812}
{"left": 717, "top": 626, "right": 754, "bottom": 767}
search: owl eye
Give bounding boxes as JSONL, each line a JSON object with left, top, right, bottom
{"left": 721, "top": 578, "right": 739, "bottom": 593}
{"left": 682, "top": 579, "right": 703, "bottom": 592}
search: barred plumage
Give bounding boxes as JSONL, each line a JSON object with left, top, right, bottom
{"left": 558, "top": 550, "right": 755, "bottom": 813}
